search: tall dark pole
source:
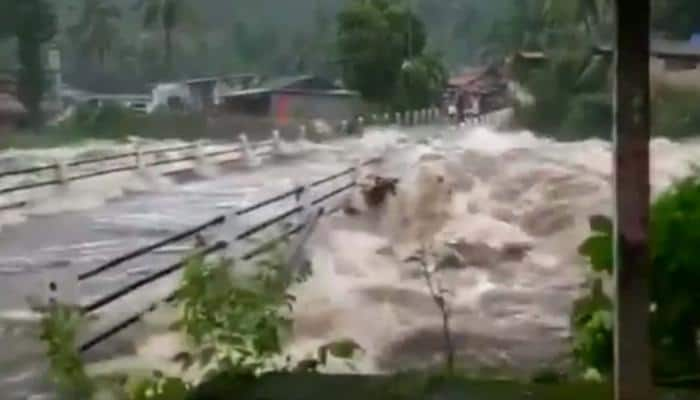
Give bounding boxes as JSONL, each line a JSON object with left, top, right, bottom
{"left": 613, "top": 1, "right": 653, "bottom": 400}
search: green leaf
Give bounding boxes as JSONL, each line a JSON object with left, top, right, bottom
{"left": 588, "top": 214, "right": 612, "bottom": 234}
{"left": 577, "top": 234, "right": 613, "bottom": 274}
{"left": 158, "top": 377, "right": 189, "bottom": 400}
{"left": 198, "top": 346, "right": 217, "bottom": 367}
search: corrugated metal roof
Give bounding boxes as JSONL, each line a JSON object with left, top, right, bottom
{"left": 258, "top": 75, "right": 315, "bottom": 90}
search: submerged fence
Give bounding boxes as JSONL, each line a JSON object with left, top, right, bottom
{"left": 0, "top": 107, "right": 450, "bottom": 211}
{"left": 19, "top": 107, "right": 511, "bottom": 354}
{"left": 38, "top": 158, "right": 379, "bottom": 353}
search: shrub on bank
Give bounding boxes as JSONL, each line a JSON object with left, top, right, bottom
{"left": 513, "top": 51, "right": 700, "bottom": 141}
{"left": 574, "top": 174, "right": 700, "bottom": 381}
{"left": 38, "top": 240, "right": 361, "bottom": 399}
{"left": 652, "top": 82, "right": 700, "bottom": 139}
{"left": 51, "top": 102, "right": 208, "bottom": 142}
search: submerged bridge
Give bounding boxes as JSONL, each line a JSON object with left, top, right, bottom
{"left": 0, "top": 107, "right": 508, "bottom": 400}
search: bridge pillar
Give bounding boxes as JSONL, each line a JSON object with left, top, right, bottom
{"left": 239, "top": 133, "right": 259, "bottom": 167}
{"left": 395, "top": 112, "right": 401, "bottom": 125}
{"left": 41, "top": 262, "right": 79, "bottom": 308}
{"left": 193, "top": 140, "right": 217, "bottom": 176}
{"left": 135, "top": 144, "right": 146, "bottom": 172}
{"left": 271, "top": 130, "right": 283, "bottom": 156}
{"left": 295, "top": 184, "right": 312, "bottom": 225}
{"left": 54, "top": 159, "right": 69, "bottom": 187}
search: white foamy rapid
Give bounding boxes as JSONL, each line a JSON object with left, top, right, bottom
{"left": 4, "top": 117, "right": 700, "bottom": 397}
{"left": 0, "top": 138, "right": 243, "bottom": 231}
{"left": 286, "top": 122, "right": 700, "bottom": 376}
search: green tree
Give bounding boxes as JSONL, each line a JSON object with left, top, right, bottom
{"left": 337, "top": 0, "right": 436, "bottom": 109}
{"left": 67, "top": 0, "right": 121, "bottom": 67}
{"left": 137, "top": 0, "right": 199, "bottom": 74}
{"left": 394, "top": 53, "right": 447, "bottom": 111}
{"left": 4, "top": 0, "right": 57, "bottom": 129}
{"left": 653, "top": 0, "right": 700, "bottom": 39}
{"left": 576, "top": 174, "right": 700, "bottom": 379}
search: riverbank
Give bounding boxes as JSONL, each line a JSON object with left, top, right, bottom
{"left": 189, "top": 372, "right": 696, "bottom": 400}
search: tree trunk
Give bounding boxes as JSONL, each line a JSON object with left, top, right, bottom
{"left": 613, "top": 1, "right": 654, "bottom": 399}
{"left": 17, "top": 35, "right": 44, "bottom": 131}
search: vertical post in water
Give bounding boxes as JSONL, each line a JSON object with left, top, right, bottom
{"left": 614, "top": 1, "right": 653, "bottom": 400}
{"left": 54, "top": 159, "right": 68, "bottom": 187}
{"left": 272, "top": 129, "right": 283, "bottom": 156}
{"left": 239, "top": 133, "right": 257, "bottom": 167}
{"left": 42, "top": 262, "right": 78, "bottom": 308}
{"left": 135, "top": 144, "right": 146, "bottom": 171}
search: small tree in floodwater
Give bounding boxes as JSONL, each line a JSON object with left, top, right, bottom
{"left": 409, "top": 245, "right": 456, "bottom": 373}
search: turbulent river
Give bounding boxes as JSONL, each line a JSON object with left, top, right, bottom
{"left": 2, "top": 113, "right": 700, "bottom": 398}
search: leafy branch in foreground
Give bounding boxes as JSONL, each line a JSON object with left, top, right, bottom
{"left": 408, "top": 245, "right": 456, "bottom": 373}
{"left": 39, "top": 232, "right": 364, "bottom": 399}
{"left": 39, "top": 304, "right": 94, "bottom": 398}
{"left": 575, "top": 174, "right": 700, "bottom": 381}
{"left": 170, "top": 249, "right": 296, "bottom": 378}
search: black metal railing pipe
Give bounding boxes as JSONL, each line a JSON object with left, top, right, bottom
{"left": 311, "top": 182, "right": 356, "bottom": 206}
{"left": 235, "top": 187, "right": 302, "bottom": 217}
{"left": 235, "top": 206, "right": 304, "bottom": 241}
{"left": 81, "top": 241, "right": 228, "bottom": 314}
{"left": 78, "top": 215, "right": 227, "bottom": 281}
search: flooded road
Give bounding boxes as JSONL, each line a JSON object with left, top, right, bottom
{"left": 3, "top": 115, "right": 700, "bottom": 397}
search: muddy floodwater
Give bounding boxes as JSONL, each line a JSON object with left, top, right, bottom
{"left": 3, "top": 115, "right": 700, "bottom": 398}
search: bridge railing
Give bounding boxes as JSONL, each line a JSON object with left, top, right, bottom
{"left": 0, "top": 107, "right": 446, "bottom": 211}
{"left": 35, "top": 106, "right": 511, "bottom": 355}
{"left": 39, "top": 158, "right": 378, "bottom": 353}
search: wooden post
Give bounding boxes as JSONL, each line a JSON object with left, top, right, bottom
{"left": 614, "top": 1, "right": 653, "bottom": 399}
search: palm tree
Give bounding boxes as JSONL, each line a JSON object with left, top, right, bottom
{"left": 135, "top": 0, "right": 198, "bottom": 73}
{"left": 68, "top": 0, "right": 121, "bottom": 67}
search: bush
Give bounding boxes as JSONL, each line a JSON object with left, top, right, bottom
{"left": 653, "top": 82, "right": 700, "bottom": 139}
{"left": 560, "top": 93, "right": 612, "bottom": 140}
{"left": 574, "top": 174, "right": 700, "bottom": 380}
{"left": 63, "top": 101, "right": 139, "bottom": 138}
{"left": 513, "top": 50, "right": 612, "bottom": 140}
{"left": 38, "top": 239, "right": 361, "bottom": 399}
{"left": 54, "top": 102, "right": 208, "bottom": 142}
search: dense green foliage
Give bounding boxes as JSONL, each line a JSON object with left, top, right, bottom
{"left": 653, "top": 0, "right": 700, "bottom": 40}
{"left": 513, "top": 50, "right": 612, "bottom": 140}
{"left": 1, "top": 0, "right": 57, "bottom": 129}
{"left": 574, "top": 175, "right": 700, "bottom": 380}
{"left": 652, "top": 82, "right": 700, "bottom": 138}
{"left": 336, "top": 0, "right": 446, "bottom": 110}
{"left": 40, "top": 304, "right": 95, "bottom": 398}
{"left": 38, "top": 240, "right": 362, "bottom": 398}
